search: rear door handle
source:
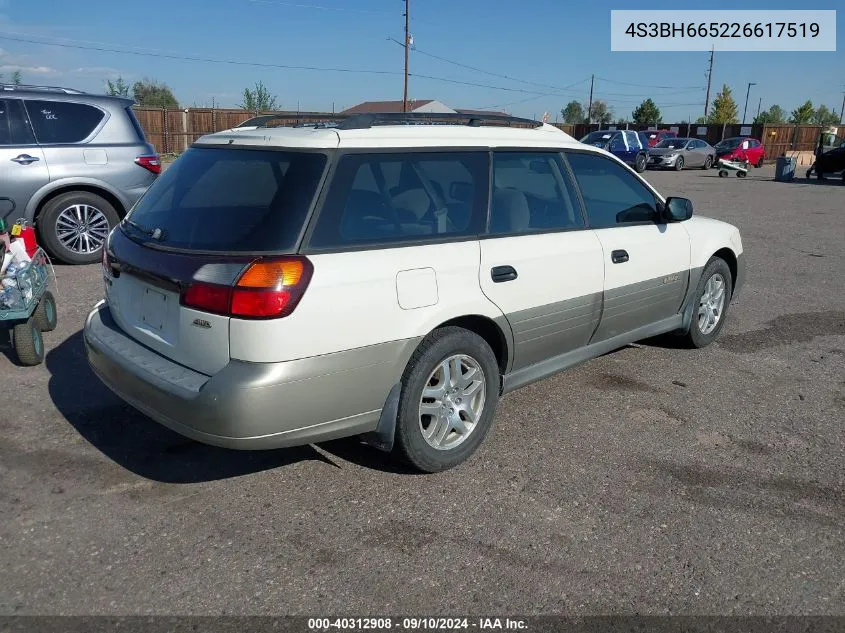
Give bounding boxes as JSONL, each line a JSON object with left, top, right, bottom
{"left": 10, "top": 154, "right": 40, "bottom": 165}
{"left": 491, "top": 265, "right": 518, "bottom": 283}
{"left": 611, "top": 249, "right": 629, "bottom": 264}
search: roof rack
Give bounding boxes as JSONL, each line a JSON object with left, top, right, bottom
{"left": 336, "top": 112, "right": 544, "bottom": 130}
{"left": 234, "top": 111, "right": 545, "bottom": 131}
{"left": 236, "top": 114, "right": 339, "bottom": 129}
{"left": 0, "top": 83, "right": 86, "bottom": 94}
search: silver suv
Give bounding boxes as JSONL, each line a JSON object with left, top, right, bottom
{"left": 0, "top": 84, "right": 160, "bottom": 264}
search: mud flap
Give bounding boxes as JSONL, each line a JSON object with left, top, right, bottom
{"left": 361, "top": 382, "right": 402, "bottom": 452}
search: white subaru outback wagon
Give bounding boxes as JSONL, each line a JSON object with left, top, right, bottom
{"left": 83, "top": 112, "right": 745, "bottom": 473}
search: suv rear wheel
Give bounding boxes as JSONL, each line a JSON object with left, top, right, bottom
{"left": 393, "top": 327, "right": 500, "bottom": 472}
{"left": 38, "top": 191, "right": 119, "bottom": 264}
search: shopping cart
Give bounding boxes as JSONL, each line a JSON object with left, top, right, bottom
{"left": 1, "top": 247, "right": 57, "bottom": 366}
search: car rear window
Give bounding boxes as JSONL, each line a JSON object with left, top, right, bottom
{"left": 122, "top": 147, "right": 328, "bottom": 252}
{"left": 23, "top": 100, "right": 106, "bottom": 144}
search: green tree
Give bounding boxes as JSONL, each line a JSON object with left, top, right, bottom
{"left": 789, "top": 100, "right": 815, "bottom": 124}
{"left": 706, "top": 84, "right": 739, "bottom": 124}
{"left": 560, "top": 100, "right": 585, "bottom": 124}
{"left": 754, "top": 104, "right": 786, "bottom": 124}
{"left": 812, "top": 104, "right": 840, "bottom": 126}
{"left": 105, "top": 76, "right": 130, "bottom": 97}
{"left": 1, "top": 70, "right": 23, "bottom": 85}
{"left": 588, "top": 99, "right": 613, "bottom": 125}
{"left": 238, "top": 81, "right": 279, "bottom": 111}
{"left": 631, "top": 98, "right": 661, "bottom": 125}
{"left": 695, "top": 116, "right": 707, "bottom": 124}
{"left": 132, "top": 78, "right": 179, "bottom": 108}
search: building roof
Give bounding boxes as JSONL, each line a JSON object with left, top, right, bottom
{"left": 341, "top": 100, "right": 435, "bottom": 114}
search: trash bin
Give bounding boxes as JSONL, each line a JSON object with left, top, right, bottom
{"left": 775, "top": 156, "right": 796, "bottom": 182}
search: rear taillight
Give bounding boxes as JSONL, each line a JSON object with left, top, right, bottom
{"left": 180, "top": 256, "right": 313, "bottom": 319}
{"left": 135, "top": 154, "right": 161, "bottom": 174}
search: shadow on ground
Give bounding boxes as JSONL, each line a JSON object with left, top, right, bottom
{"left": 645, "top": 458, "right": 844, "bottom": 527}
{"left": 45, "top": 331, "right": 342, "bottom": 484}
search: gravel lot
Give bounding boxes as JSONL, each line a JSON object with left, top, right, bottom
{"left": 1, "top": 164, "right": 843, "bottom": 616}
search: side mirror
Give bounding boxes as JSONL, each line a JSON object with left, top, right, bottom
{"left": 663, "top": 197, "right": 693, "bottom": 222}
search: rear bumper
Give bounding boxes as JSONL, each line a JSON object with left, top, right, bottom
{"left": 83, "top": 301, "right": 417, "bottom": 450}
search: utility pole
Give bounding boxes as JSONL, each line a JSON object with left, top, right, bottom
{"left": 840, "top": 90, "right": 845, "bottom": 124}
{"left": 742, "top": 82, "right": 756, "bottom": 125}
{"left": 704, "top": 46, "right": 714, "bottom": 119}
{"left": 403, "top": 0, "right": 410, "bottom": 112}
{"left": 586, "top": 74, "right": 594, "bottom": 124}
{"left": 756, "top": 97, "right": 762, "bottom": 121}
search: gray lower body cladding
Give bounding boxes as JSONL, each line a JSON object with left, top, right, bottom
{"left": 84, "top": 301, "right": 421, "bottom": 450}
{"left": 507, "top": 293, "right": 602, "bottom": 371}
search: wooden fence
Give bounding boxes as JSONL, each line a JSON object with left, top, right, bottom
{"left": 133, "top": 107, "right": 829, "bottom": 162}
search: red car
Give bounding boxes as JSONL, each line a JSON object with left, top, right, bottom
{"left": 642, "top": 129, "right": 678, "bottom": 147}
{"left": 714, "top": 137, "right": 766, "bottom": 168}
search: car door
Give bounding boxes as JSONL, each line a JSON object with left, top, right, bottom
{"left": 0, "top": 98, "right": 49, "bottom": 224}
{"left": 478, "top": 150, "right": 604, "bottom": 371}
{"left": 564, "top": 150, "right": 692, "bottom": 342}
{"left": 686, "top": 140, "right": 704, "bottom": 167}
{"left": 608, "top": 132, "right": 631, "bottom": 163}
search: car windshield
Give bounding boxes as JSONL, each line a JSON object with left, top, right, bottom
{"left": 580, "top": 131, "right": 614, "bottom": 144}
{"left": 122, "top": 147, "right": 328, "bottom": 252}
{"left": 715, "top": 138, "right": 743, "bottom": 150}
{"left": 655, "top": 138, "right": 689, "bottom": 148}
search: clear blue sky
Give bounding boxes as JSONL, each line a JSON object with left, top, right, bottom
{"left": 1, "top": 0, "right": 842, "bottom": 122}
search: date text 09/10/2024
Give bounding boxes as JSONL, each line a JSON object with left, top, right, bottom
{"left": 307, "top": 617, "right": 528, "bottom": 630}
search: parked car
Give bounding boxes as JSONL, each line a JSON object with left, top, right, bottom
{"left": 642, "top": 129, "right": 678, "bottom": 147}
{"left": 810, "top": 133, "right": 845, "bottom": 182}
{"left": 714, "top": 136, "right": 766, "bottom": 168}
{"left": 0, "top": 84, "right": 160, "bottom": 264}
{"left": 648, "top": 137, "right": 716, "bottom": 170}
{"left": 83, "top": 112, "right": 745, "bottom": 473}
{"left": 579, "top": 129, "right": 648, "bottom": 172}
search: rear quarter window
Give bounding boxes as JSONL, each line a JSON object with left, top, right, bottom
{"left": 122, "top": 147, "right": 328, "bottom": 252}
{"left": 24, "top": 100, "right": 105, "bottom": 144}
{"left": 307, "top": 151, "right": 489, "bottom": 249}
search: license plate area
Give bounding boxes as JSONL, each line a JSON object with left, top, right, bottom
{"left": 140, "top": 287, "right": 167, "bottom": 331}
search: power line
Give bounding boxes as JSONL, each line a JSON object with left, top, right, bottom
{"left": 0, "top": 32, "right": 403, "bottom": 76}
{"left": 242, "top": 0, "right": 395, "bottom": 14}
{"left": 480, "top": 78, "right": 593, "bottom": 110}
{"left": 388, "top": 37, "right": 582, "bottom": 93}
{"left": 0, "top": 31, "right": 605, "bottom": 99}
{"left": 594, "top": 75, "right": 702, "bottom": 90}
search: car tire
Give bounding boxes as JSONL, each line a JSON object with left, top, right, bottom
{"left": 11, "top": 318, "right": 45, "bottom": 366}
{"left": 393, "top": 326, "right": 500, "bottom": 473}
{"left": 38, "top": 191, "right": 120, "bottom": 265}
{"left": 755, "top": 157, "right": 764, "bottom": 168}
{"left": 816, "top": 170, "right": 825, "bottom": 181}
{"left": 702, "top": 155, "right": 713, "bottom": 170}
{"left": 634, "top": 153, "right": 647, "bottom": 173}
{"left": 33, "top": 291, "right": 58, "bottom": 332}
{"left": 674, "top": 156, "right": 684, "bottom": 171}
{"left": 680, "top": 257, "right": 733, "bottom": 349}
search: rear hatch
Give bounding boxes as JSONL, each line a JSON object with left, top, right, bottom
{"left": 103, "top": 145, "right": 329, "bottom": 375}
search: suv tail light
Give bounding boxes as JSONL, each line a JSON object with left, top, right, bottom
{"left": 135, "top": 154, "right": 161, "bottom": 174}
{"left": 181, "top": 256, "right": 313, "bottom": 319}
